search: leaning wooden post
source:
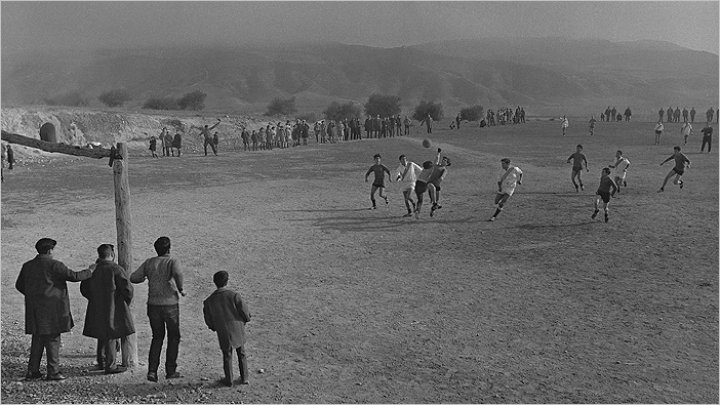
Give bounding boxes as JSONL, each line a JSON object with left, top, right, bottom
{"left": 112, "top": 143, "right": 138, "bottom": 366}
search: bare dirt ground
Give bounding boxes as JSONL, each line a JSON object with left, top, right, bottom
{"left": 1, "top": 118, "right": 718, "bottom": 403}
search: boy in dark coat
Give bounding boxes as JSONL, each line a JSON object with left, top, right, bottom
{"left": 203, "top": 271, "right": 251, "bottom": 387}
{"left": 80, "top": 244, "right": 135, "bottom": 374}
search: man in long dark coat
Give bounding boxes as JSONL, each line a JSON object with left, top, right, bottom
{"left": 16, "top": 238, "right": 93, "bottom": 380}
{"left": 203, "top": 271, "right": 251, "bottom": 387}
{"left": 81, "top": 244, "right": 135, "bottom": 374}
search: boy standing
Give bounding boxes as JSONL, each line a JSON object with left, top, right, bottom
{"left": 364, "top": 154, "right": 392, "bottom": 209}
{"left": 567, "top": 144, "right": 589, "bottom": 192}
{"left": 700, "top": 123, "right": 713, "bottom": 152}
{"left": 203, "top": 271, "right": 251, "bottom": 387}
{"left": 489, "top": 158, "right": 523, "bottom": 221}
{"left": 591, "top": 168, "right": 618, "bottom": 223}
{"left": 658, "top": 146, "right": 690, "bottom": 192}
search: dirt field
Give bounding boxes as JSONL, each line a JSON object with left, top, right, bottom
{"left": 1, "top": 118, "right": 718, "bottom": 403}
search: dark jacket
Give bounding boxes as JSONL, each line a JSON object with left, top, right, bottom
{"left": 16, "top": 255, "right": 92, "bottom": 335}
{"left": 80, "top": 259, "right": 135, "bottom": 339}
{"left": 203, "top": 288, "right": 251, "bottom": 350}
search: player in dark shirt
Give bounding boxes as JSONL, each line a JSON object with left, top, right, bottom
{"left": 591, "top": 168, "right": 618, "bottom": 223}
{"left": 364, "top": 154, "right": 392, "bottom": 209}
{"left": 566, "top": 145, "right": 589, "bottom": 192}
{"left": 658, "top": 146, "right": 690, "bottom": 192}
{"left": 700, "top": 124, "right": 713, "bottom": 153}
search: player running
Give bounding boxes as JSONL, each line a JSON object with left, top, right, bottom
{"left": 561, "top": 116, "right": 569, "bottom": 136}
{"left": 588, "top": 116, "right": 597, "bottom": 136}
{"left": 394, "top": 154, "right": 423, "bottom": 217}
{"left": 567, "top": 144, "right": 589, "bottom": 192}
{"left": 608, "top": 150, "right": 630, "bottom": 193}
{"left": 681, "top": 122, "right": 693, "bottom": 145}
{"left": 364, "top": 154, "right": 392, "bottom": 209}
{"left": 489, "top": 158, "right": 523, "bottom": 222}
{"left": 413, "top": 161, "right": 436, "bottom": 219}
{"left": 591, "top": 167, "right": 618, "bottom": 223}
{"left": 427, "top": 149, "right": 451, "bottom": 217}
{"left": 657, "top": 146, "right": 690, "bottom": 192}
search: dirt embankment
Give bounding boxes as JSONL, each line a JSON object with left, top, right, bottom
{"left": 1, "top": 106, "right": 281, "bottom": 161}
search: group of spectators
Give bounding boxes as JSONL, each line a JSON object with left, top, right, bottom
{"left": 600, "top": 107, "right": 632, "bottom": 122}
{"left": 149, "top": 127, "right": 184, "bottom": 158}
{"left": 483, "top": 106, "right": 527, "bottom": 127}
{"left": 658, "top": 106, "right": 717, "bottom": 124}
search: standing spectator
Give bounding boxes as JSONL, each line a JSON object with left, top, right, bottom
{"left": 130, "top": 237, "right": 186, "bottom": 383}
{"left": 707, "top": 107, "right": 715, "bottom": 123}
{"left": 15, "top": 238, "right": 93, "bottom": 380}
{"left": 172, "top": 132, "right": 182, "bottom": 157}
{"left": 241, "top": 128, "right": 250, "bottom": 151}
{"left": 7, "top": 144, "right": 15, "bottom": 169}
{"left": 364, "top": 117, "right": 371, "bottom": 139}
{"left": 700, "top": 123, "right": 713, "bottom": 153}
{"left": 301, "top": 120, "right": 310, "bottom": 145}
{"left": 610, "top": 107, "right": 617, "bottom": 121}
{"left": 213, "top": 132, "right": 220, "bottom": 153}
{"left": 163, "top": 130, "right": 173, "bottom": 158}
{"left": 1, "top": 143, "right": 6, "bottom": 182}
{"left": 600, "top": 112, "right": 605, "bottom": 122}
{"left": 159, "top": 128, "right": 169, "bottom": 157}
{"left": 403, "top": 116, "right": 411, "bottom": 136}
{"left": 561, "top": 115, "right": 569, "bottom": 136}
{"left": 203, "top": 271, "right": 251, "bottom": 387}
{"left": 674, "top": 107, "right": 681, "bottom": 123}
{"left": 690, "top": 107, "right": 696, "bottom": 122}
{"left": 455, "top": 114, "right": 461, "bottom": 129}
{"left": 588, "top": 116, "right": 597, "bottom": 136}
{"left": 80, "top": 244, "right": 134, "bottom": 374}
{"left": 682, "top": 107, "right": 689, "bottom": 122}
{"left": 666, "top": 107, "right": 673, "bottom": 123}
{"left": 520, "top": 108, "right": 526, "bottom": 123}
{"left": 624, "top": 107, "right": 632, "bottom": 122}
{"left": 395, "top": 115, "right": 402, "bottom": 136}
{"left": 658, "top": 108, "right": 664, "bottom": 122}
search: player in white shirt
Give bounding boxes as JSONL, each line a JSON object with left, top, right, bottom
{"left": 395, "top": 155, "right": 423, "bottom": 217}
{"left": 561, "top": 116, "right": 569, "bottom": 136}
{"left": 680, "top": 122, "right": 693, "bottom": 145}
{"left": 489, "top": 158, "right": 523, "bottom": 221}
{"left": 608, "top": 150, "right": 631, "bottom": 193}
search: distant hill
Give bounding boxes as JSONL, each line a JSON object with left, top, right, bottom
{"left": 2, "top": 38, "right": 717, "bottom": 117}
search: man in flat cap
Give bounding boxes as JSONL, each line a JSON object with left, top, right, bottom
{"left": 16, "top": 238, "right": 94, "bottom": 380}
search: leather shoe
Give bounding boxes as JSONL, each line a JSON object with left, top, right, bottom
{"left": 105, "top": 366, "right": 127, "bottom": 375}
{"left": 219, "top": 378, "right": 233, "bottom": 387}
{"left": 166, "top": 372, "right": 182, "bottom": 379}
{"left": 45, "top": 373, "right": 66, "bottom": 381}
{"left": 147, "top": 372, "right": 158, "bottom": 382}
{"left": 24, "top": 371, "right": 43, "bottom": 380}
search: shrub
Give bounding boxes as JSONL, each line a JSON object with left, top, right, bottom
{"left": 98, "top": 89, "right": 131, "bottom": 107}
{"left": 265, "top": 97, "right": 297, "bottom": 116}
{"left": 142, "top": 96, "right": 179, "bottom": 110}
{"left": 177, "top": 90, "right": 207, "bottom": 111}
{"left": 364, "top": 94, "right": 401, "bottom": 118}
{"left": 43, "top": 91, "right": 88, "bottom": 107}
{"left": 324, "top": 101, "right": 363, "bottom": 122}
{"left": 413, "top": 100, "right": 443, "bottom": 122}
{"left": 459, "top": 105, "right": 484, "bottom": 122}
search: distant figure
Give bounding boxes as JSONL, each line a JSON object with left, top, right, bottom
{"left": 7, "top": 144, "right": 15, "bottom": 169}
{"left": 624, "top": 108, "right": 632, "bottom": 122}
{"left": 149, "top": 136, "right": 159, "bottom": 158}
{"left": 172, "top": 132, "right": 182, "bottom": 157}
{"left": 404, "top": 116, "right": 411, "bottom": 136}
{"left": 706, "top": 107, "right": 715, "bottom": 123}
{"left": 654, "top": 121, "right": 664, "bottom": 145}
{"left": 700, "top": 123, "right": 713, "bottom": 153}
{"left": 1, "top": 143, "right": 6, "bottom": 181}
{"left": 203, "top": 271, "right": 251, "bottom": 387}
{"left": 680, "top": 122, "right": 693, "bottom": 145}
{"left": 666, "top": 107, "right": 673, "bottom": 123}
{"left": 658, "top": 108, "right": 664, "bottom": 122}
{"left": 159, "top": 127, "right": 169, "bottom": 157}
{"left": 199, "top": 120, "right": 221, "bottom": 156}
{"left": 560, "top": 116, "right": 569, "bottom": 136}
{"left": 213, "top": 132, "right": 220, "bottom": 151}
{"left": 682, "top": 107, "right": 688, "bottom": 122}
{"left": 455, "top": 114, "right": 461, "bottom": 130}
{"left": 690, "top": 107, "right": 696, "bottom": 122}
{"left": 611, "top": 107, "right": 617, "bottom": 121}
{"left": 588, "top": 116, "right": 597, "bottom": 136}
{"left": 673, "top": 107, "right": 681, "bottom": 123}
{"left": 600, "top": 112, "right": 605, "bottom": 122}
{"left": 420, "top": 114, "right": 433, "bottom": 134}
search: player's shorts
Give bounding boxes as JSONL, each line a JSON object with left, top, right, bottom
{"left": 430, "top": 180, "right": 441, "bottom": 191}
{"left": 372, "top": 181, "right": 385, "bottom": 188}
{"left": 596, "top": 190, "right": 611, "bottom": 203}
{"left": 401, "top": 184, "right": 415, "bottom": 193}
{"left": 672, "top": 167, "right": 684, "bottom": 176}
{"left": 614, "top": 172, "right": 626, "bottom": 182}
{"left": 655, "top": 130, "right": 662, "bottom": 135}
{"left": 415, "top": 181, "right": 428, "bottom": 196}
{"left": 572, "top": 167, "right": 583, "bottom": 174}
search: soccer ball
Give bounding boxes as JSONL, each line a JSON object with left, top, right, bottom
{"left": 422, "top": 139, "right": 431, "bottom": 148}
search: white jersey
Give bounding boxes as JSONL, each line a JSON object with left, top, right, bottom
{"left": 613, "top": 157, "right": 630, "bottom": 177}
{"left": 500, "top": 166, "right": 523, "bottom": 196}
{"left": 395, "top": 162, "right": 422, "bottom": 187}
{"left": 681, "top": 123, "right": 693, "bottom": 136}
{"left": 561, "top": 118, "right": 569, "bottom": 128}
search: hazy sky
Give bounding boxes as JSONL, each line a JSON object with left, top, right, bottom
{"left": 2, "top": 1, "right": 718, "bottom": 54}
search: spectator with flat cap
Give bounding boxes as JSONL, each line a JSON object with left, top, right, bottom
{"left": 15, "top": 238, "right": 94, "bottom": 381}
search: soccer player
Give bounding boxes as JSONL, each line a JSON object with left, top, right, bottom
{"left": 680, "top": 122, "right": 693, "bottom": 145}
{"left": 489, "top": 158, "right": 523, "bottom": 222}
{"left": 658, "top": 146, "right": 690, "bottom": 192}
{"left": 427, "top": 150, "right": 450, "bottom": 216}
{"left": 588, "top": 116, "right": 597, "bottom": 136}
{"left": 364, "top": 154, "right": 392, "bottom": 209}
{"left": 591, "top": 168, "right": 618, "bottom": 223}
{"left": 413, "top": 161, "right": 436, "bottom": 219}
{"left": 654, "top": 121, "right": 664, "bottom": 145}
{"left": 608, "top": 150, "right": 630, "bottom": 193}
{"left": 567, "top": 144, "right": 589, "bottom": 192}
{"left": 561, "top": 116, "right": 569, "bottom": 136}
{"left": 700, "top": 123, "right": 713, "bottom": 152}
{"left": 394, "top": 155, "right": 423, "bottom": 217}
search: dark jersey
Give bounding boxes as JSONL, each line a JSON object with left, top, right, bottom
{"left": 366, "top": 164, "right": 391, "bottom": 185}
{"left": 701, "top": 127, "right": 713, "bottom": 137}
{"left": 568, "top": 152, "right": 587, "bottom": 170}
{"left": 597, "top": 175, "right": 617, "bottom": 193}
{"left": 671, "top": 153, "right": 690, "bottom": 171}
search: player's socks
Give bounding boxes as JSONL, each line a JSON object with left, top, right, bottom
{"left": 679, "top": 180, "right": 684, "bottom": 189}
{"left": 591, "top": 210, "right": 599, "bottom": 219}
{"left": 657, "top": 188, "right": 664, "bottom": 193}
{"left": 580, "top": 184, "right": 584, "bottom": 191}
{"left": 604, "top": 212, "right": 609, "bottom": 223}
{"left": 575, "top": 185, "right": 579, "bottom": 192}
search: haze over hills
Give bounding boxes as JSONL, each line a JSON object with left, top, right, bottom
{"left": 2, "top": 38, "right": 717, "bottom": 117}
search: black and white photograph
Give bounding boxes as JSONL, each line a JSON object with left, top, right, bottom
{"left": 1, "top": 1, "right": 718, "bottom": 403}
